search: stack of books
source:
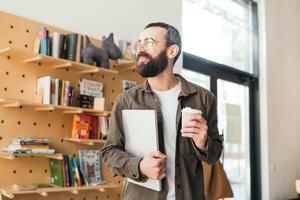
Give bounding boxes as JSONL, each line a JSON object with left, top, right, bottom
{"left": 71, "top": 114, "right": 109, "bottom": 140}
{"left": 36, "top": 76, "right": 74, "bottom": 106}
{"left": 49, "top": 151, "right": 102, "bottom": 187}
{"left": 2, "top": 137, "right": 55, "bottom": 154}
{"left": 78, "top": 79, "right": 103, "bottom": 109}
{"left": 34, "top": 27, "right": 88, "bottom": 63}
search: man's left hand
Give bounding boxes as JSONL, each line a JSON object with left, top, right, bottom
{"left": 181, "top": 114, "right": 208, "bottom": 151}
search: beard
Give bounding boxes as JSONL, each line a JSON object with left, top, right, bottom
{"left": 136, "top": 50, "right": 168, "bottom": 78}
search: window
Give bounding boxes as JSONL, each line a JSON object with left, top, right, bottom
{"left": 183, "top": 0, "right": 255, "bottom": 73}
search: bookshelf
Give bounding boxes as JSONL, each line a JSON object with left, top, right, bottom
{"left": 0, "top": 11, "right": 144, "bottom": 200}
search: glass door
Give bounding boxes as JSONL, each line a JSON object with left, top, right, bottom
{"left": 217, "top": 79, "right": 250, "bottom": 200}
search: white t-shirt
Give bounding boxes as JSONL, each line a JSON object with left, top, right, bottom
{"left": 153, "top": 80, "right": 181, "bottom": 200}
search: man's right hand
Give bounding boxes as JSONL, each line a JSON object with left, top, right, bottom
{"left": 139, "top": 151, "right": 167, "bottom": 180}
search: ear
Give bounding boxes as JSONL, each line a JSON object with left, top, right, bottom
{"left": 167, "top": 44, "right": 179, "bottom": 60}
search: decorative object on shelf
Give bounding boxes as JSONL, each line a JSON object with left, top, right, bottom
{"left": 93, "top": 97, "right": 105, "bottom": 111}
{"left": 122, "top": 80, "right": 137, "bottom": 91}
{"left": 81, "top": 33, "right": 122, "bottom": 68}
{"left": 118, "top": 39, "right": 137, "bottom": 61}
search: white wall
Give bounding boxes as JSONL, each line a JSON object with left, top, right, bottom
{"left": 259, "top": 0, "right": 300, "bottom": 199}
{"left": 0, "top": 0, "right": 182, "bottom": 72}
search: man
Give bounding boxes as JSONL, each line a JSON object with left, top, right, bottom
{"left": 102, "top": 22, "right": 223, "bottom": 200}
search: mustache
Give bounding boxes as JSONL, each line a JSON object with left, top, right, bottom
{"left": 137, "top": 52, "right": 152, "bottom": 60}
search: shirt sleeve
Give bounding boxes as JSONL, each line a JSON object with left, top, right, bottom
{"left": 192, "top": 93, "right": 223, "bottom": 164}
{"left": 101, "top": 94, "right": 146, "bottom": 181}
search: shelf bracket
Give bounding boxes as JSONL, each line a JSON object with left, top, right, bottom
{"left": 38, "top": 191, "right": 48, "bottom": 197}
{"left": 2, "top": 102, "right": 21, "bottom": 108}
{"left": 23, "top": 56, "right": 42, "bottom": 63}
{"left": 52, "top": 62, "right": 72, "bottom": 69}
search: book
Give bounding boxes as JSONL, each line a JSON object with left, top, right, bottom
{"left": 78, "top": 150, "right": 102, "bottom": 185}
{"left": 50, "top": 159, "right": 64, "bottom": 187}
{"left": 36, "top": 27, "right": 48, "bottom": 55}
{"left": 99, "top": 116, "right": 109, "bottom": 139}
{"left": 12, "top": 183, "right": 54, "bottom": 191}
{"left": 52, "top": 32, "right": 61, "bottom": 58}
{"left": 71, "top": 157, "right": 82, "bottom": 187}
{"left": 79, "top": 79, "right": 103, "bottom": 97}
{"left": 2, "top": 148, "right": 55, "bottom": 154}
{"left": 59, "top": 34, "right": 66, "bottom": 59}
{"left": 65, "top": 33, "right": 78, "bottom": 61}
{"left": 89, "top": 116, "right": 99, "bottom": 139}
{"left": 71, "top": 114, "right": 91, "bottom": 139}
{"left": 12, "top": 137, "right": 49, "bottom": 145}
{"left": 36, "top": 76, "right": 51, "bottom": 104}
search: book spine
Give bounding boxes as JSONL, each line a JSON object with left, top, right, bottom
{"left": 65, "top": 33, "right": 78, "bottom": 61}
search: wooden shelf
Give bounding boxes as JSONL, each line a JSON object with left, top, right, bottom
{"left": 0, "top": 47, "right": 118, "bottom": 75}
{"left": 0, "top": 152, "right": 63, "bottom": 160}
{"left": 0, "top": 181, "right": 119, "bottom": 199}
{"left": 113, "top": 61, "right": 136, "bottom": 71}
{"left": 64, "top": 138, "right": 106, "bottom": 146}
{"left": 0, "top": 98, "right": 111, "bottom": 116}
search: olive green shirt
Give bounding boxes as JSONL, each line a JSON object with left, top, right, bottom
{"left": 102, "top": 74, "right": 223, "bottom": 200}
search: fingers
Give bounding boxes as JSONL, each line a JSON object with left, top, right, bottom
{"left": 184, "top": 114, "right": 207, "bottom": 126}
{"left": 151, "top": 151, "right": 166, "bottom": 159}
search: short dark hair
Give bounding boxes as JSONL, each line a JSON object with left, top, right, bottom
{"left": 144, "top": 22, "right": 181, "bottom": 64}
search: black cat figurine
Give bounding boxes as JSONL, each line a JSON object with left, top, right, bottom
{"left": 81, "top": 33, "right": 122, "bottom": 68}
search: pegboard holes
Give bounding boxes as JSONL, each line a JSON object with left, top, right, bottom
{"left": 112, "top": 90, "right": 115, "bottom": 93}
{"left": 44, "top": 169, "right": 48, "bottom": 173}
{"left": 95, "top": 196, "right": 98, "bottom": 200}
{"left": 7, "top": 56, "right": 10, "bottom": 60}
{"left": 83, "top": 198, "right": 86, "bottom": 200}
{"left": 73, "top": 154, "right": 76, "bottom": 158}
{"left": 1, "top": 120, "right": 4, "bottom": 124}
{"left": 33, "top": 122, "right": 37, "bottom": 126}
{"left": 20, "top": 89, "right": 24, "bottom": 93}
{"left": 22, "top": 74, "right": 26, "bottom": 78}
{"left": 13, "top": 170, "right": 17, "bottom": 174}
{"left": 4, "top": 87, "right": 7, "bottom": 91}
{"left": 106, "top": 195, "right": 110, "bottom": 198}
{"left": 133, "top": 69, "right": 136, "bottom": 73}
{"left": 17, "top": 121, "right": 21, "bottom": 125}
{"left": 29, "top": 169, "right": 33, "bottom": 174}
{"left": 19, "top": 105, "right": 22, "bottom": 109}
{"left": 112, "top": 77, "right": 115, "bottom": 80}
{"left": 5, "top": 71, "right": 9, "bottom": 75}
{"left": 10, "top": 25, "right": 14, "bottom": 29}
{"left": 62, "top": 124, "right": 65, "bottom": 128}
{"left": 26, "top": 29, "right": 30, "bottom": 33}
{"left": 48, "top": 123, "right": 51, "bottom": 127}
{"left": 118, "top": 181, "right": 121, "bottom": 184}
{"left": 25, "top": 44, "right": 28, "bottom": 48}
{"left": 111, "top": 102, "right": 114, "bottom": 106}
{"left": 0, "top": 136, "right": 2, "bottom": 140}
{"left": 90, "top": 73, "right": 94, "bottom": 76}
{"left": 60, "top": 139, "right": 64, "bottom": 143}
{"left": 65, "top": 68, "right": 69, "bottom": 72}
{"left": 9, "top": 40, "right": 12, "bottom": 44}
{"left": 102, "top": 75, "right": 105, "bottom": 79}
{"left": 38, "top": 62, "right": 42, "bottom": 66}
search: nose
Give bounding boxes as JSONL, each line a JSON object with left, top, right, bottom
{"left": 136, "top": 43, "right": 146, "bottom": 55}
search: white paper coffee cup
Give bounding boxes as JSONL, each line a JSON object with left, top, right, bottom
{"left": 181, "top": 107, "right": 202, "bottom": 127}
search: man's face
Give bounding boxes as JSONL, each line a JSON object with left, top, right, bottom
{"left": 136, "top": 27, "right": 169, "bottom": 77}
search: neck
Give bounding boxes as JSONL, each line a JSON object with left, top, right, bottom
{"left": 148, "top": 66, "right": 179, "bottom": 91}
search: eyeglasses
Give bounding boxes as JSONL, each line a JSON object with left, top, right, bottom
{"left": 135, "top": 38, "right": 172, "bottom": 49}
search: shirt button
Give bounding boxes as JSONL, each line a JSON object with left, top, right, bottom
{"left": 133, "top": 174, "right": 136, "bottom": 178}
